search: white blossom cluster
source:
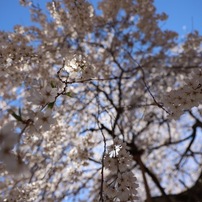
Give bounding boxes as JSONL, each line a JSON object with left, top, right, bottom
{"left": 162, "top": 69, "right": 202, "bottom": 119}
{"left": 64, "top": 54, "right": 96, "bottom": 80}
{"left": 69, "top": 133, "right": 95, "bottom": 162}
{"left": 63, "top": 0, "right": 94, "bottom": 33}
{"left": 103, "top": 138, "right": 139, "bottom": 201}
{"left": 28, "top": 85, "right": 57, "bottom": 106}
{"left": 3, "top": 187, "right": 32, "bottom": 202}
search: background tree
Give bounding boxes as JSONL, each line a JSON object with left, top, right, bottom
{"left": 0, "top": 0, "right": 202, "bottom": 201}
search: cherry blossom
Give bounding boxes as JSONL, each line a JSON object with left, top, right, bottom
{"left": 0, "top": 0, "right": 202, "bottom": 201}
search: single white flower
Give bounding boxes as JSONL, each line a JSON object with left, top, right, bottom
{"left": 41, "top": 86, "right": 57, "bottom": 103}
{"left": 117, "top": 184, "right": 130, "bottom": 201}
{"left": 28, "top": 89, "right": 47, "bottom": 106}
{"left": 35, "top": 109, "right": 56, "bottom": 131}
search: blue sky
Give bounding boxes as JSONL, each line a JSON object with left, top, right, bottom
{"left": 0, "top": 0, "right": 202, "bottom": 35}
{"left": 155, "top": 0, "right": 202, "bottom": 34}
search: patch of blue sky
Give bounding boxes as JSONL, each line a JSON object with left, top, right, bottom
{"left": 0, "top": 0, "right": 50, "bottom": 31}
{"left": 155, "top": 0, "right": 202, "bottom": 35}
